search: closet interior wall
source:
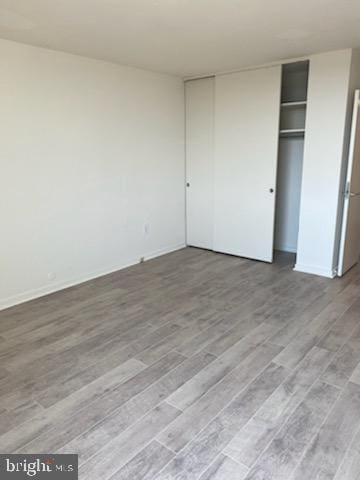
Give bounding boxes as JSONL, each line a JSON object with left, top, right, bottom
{"left": 274, "top": 61, "right": 309, "bottom": 256}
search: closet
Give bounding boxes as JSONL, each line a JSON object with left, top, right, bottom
{"left": 186, "top": 49, "right": 360, "bottom": 277}
{"left": 184, "top": 59, "right": 326, "bottom": 268}
{"left": 275, "top": 61, "right": 309, "bottom": 255}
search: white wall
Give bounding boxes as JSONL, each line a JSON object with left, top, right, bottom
{"left": 0, "top": 39, "right": 185, "bottom": 309}
{"left": 295, "top": 49, "right": 352, "bottom": 277}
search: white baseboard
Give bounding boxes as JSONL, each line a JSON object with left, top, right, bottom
{"left": 0, "top": 243, "right": 186, "bottom": 311}
{"left": 293, "top": 262, "right": 337, "bottom": 278}
{"left": 143, "top": 244, "right": 185, "bottom": 261}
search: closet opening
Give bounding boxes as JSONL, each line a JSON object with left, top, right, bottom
{"left": 274, "top": 61, "right": 309, "bottom": 267}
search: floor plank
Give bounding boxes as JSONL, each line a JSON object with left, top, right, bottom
{"left": 199, "top": 454, "right": 249, "bottom": 480}
{"left": 110, "top": 440, "right": 174, "bottom": 480}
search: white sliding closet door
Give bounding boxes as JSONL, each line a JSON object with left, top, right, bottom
{"left": 214, "top": 66, "right": 281, "bottom": 262}
{"left": 186, "top": 78, "right": 214, "bottom": 249}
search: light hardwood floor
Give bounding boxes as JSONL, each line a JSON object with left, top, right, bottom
{"left": 1, "top": 247, "right": 360, "bottom": 479}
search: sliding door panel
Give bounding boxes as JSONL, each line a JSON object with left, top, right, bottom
{"left": 185, "top": 78, "right": 214, "bottom": 249}
{"left": 214, "top": 67, "right": 281, "bottom": 262}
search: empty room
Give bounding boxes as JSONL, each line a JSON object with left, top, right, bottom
{"left": 1, "top": 1, "right": 360, "bottom": 479}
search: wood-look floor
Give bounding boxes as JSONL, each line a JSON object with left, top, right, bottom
{"left": 1, "top": 248, "right": 360, "bottom": 480}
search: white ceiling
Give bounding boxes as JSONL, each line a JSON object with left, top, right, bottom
{"left": 0, "top": 0, "right": 360, "bottom": 77}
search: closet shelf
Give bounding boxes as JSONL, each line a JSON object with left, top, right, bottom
{"left": 279, "top": 128, "right": 305, "bottom": 137}
{"left": 281, "top": 101, "right": 307, "bottom": 108}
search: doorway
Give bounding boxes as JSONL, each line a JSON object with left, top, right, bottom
{"left": 274, "top": 61, "right": 309, "bottom": 268}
